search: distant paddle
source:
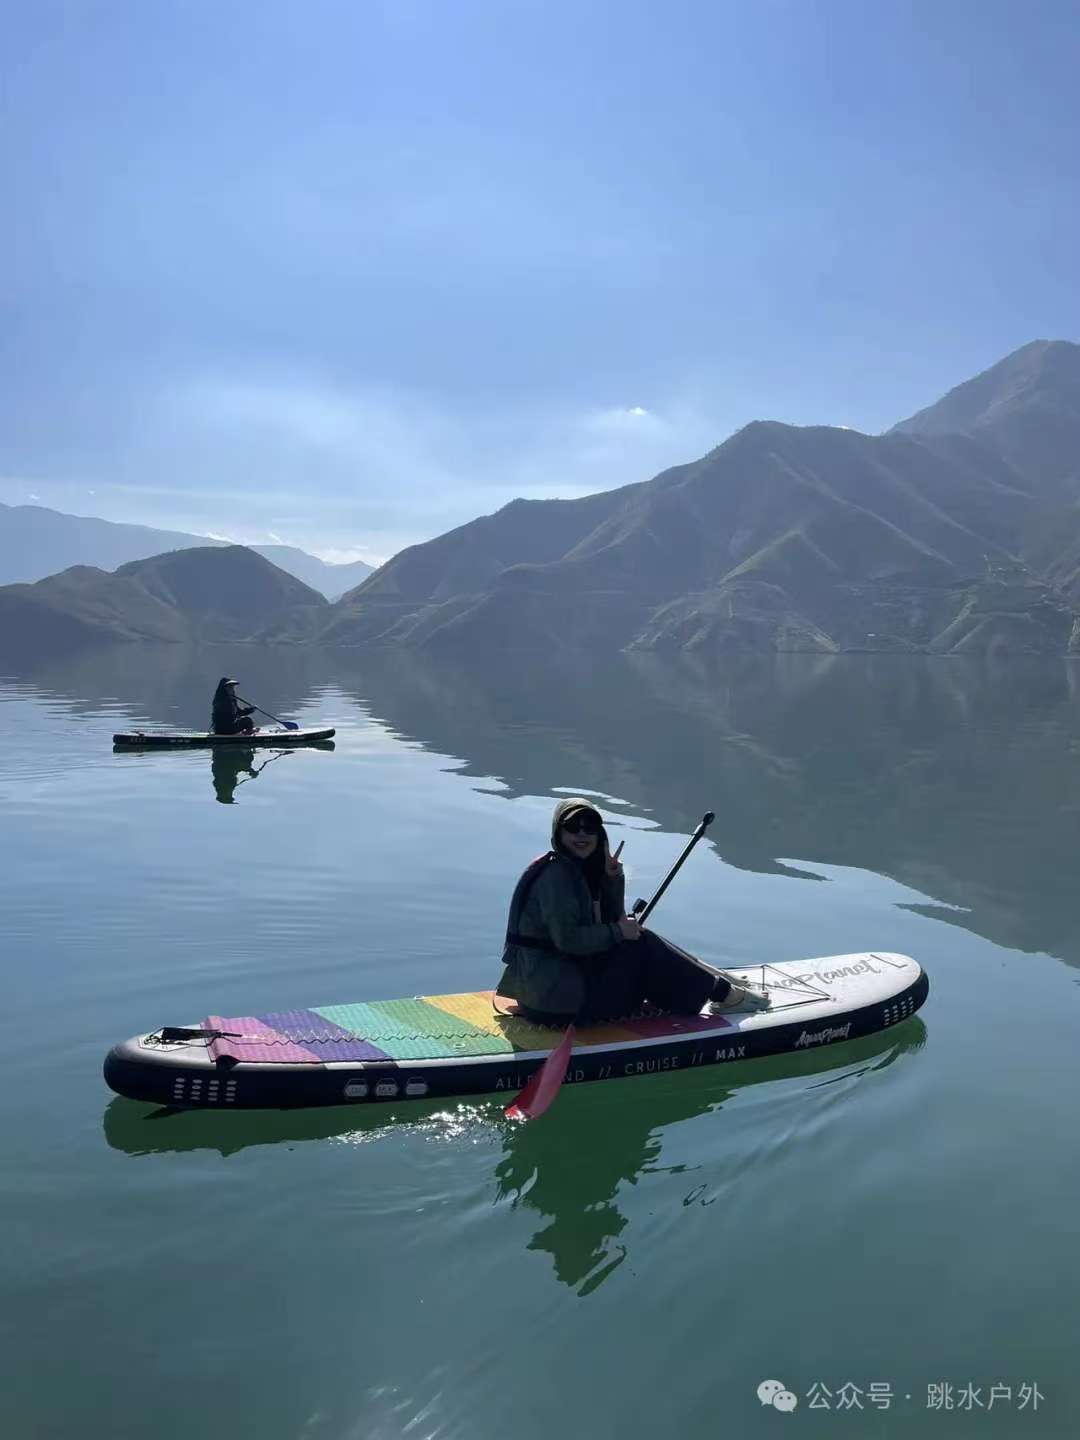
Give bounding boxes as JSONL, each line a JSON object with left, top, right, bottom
{"left": 236, "top": 695, "right": 299, "bottom": 731}
{"left": 503, "top": 811, "right": 715, "bottom": 1123}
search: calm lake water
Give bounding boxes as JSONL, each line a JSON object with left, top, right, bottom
{"left": 2, "top": 645, "right": 1078, "bottom": 1439}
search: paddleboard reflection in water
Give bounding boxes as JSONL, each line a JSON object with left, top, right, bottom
{"left": 103, "top": 1018, "right": 926, "bottom": 1293}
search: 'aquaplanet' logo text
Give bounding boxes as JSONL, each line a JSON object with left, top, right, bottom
{"left": 794, "top": 1022, "right": 852, "bottom": 1048}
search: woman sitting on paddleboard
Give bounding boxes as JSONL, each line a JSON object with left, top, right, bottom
{"left": 211, "top": 677, "right": 256, "bottom": 736}
{"left": 497, "top": 798, "right": 768, "bottom": 1024}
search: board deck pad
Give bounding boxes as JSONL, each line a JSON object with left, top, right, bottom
{"left": 204, "top": 991, "right": 737, "bottom": 1064}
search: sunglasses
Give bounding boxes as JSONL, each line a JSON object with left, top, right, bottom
{"left": 562, "top": 815, "right": 601, "bottom": 835}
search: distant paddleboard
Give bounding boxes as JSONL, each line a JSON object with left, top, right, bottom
{"left": 112, "top": 726, "right": 335, "bottom": 749}
{"left": 103, "top": 952, "right": 928, "bottom": 1111}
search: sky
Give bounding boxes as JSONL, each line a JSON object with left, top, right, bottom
{"left": 3, "top": 0, "right": 1079, "bottom": 564}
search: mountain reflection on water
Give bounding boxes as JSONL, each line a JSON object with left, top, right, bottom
{"left": 8, "top": 642, "right": 1080, "bottom": 967}
{"left": 102, "top": 1020, "right": 924, "bottom": 1294}
{"left": 350, "top": 649, "right": 1080, "bottom": 968}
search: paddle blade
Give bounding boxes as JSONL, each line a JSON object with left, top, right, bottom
{"left": 504, "top": 1026, "right": 575, "bottom": 1121}
{"left": 285, "top": 721, "right": 299, "bottom": 731}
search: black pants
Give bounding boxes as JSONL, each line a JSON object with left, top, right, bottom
{"left": 522, "top": 930, "right": 731, "bottom": 1025}
{"left": 215, "top": 716, "right": 255, "bottom": 735}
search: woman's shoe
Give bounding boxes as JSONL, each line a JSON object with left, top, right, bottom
{"left": 705, "top": 980, "right": 771, "bottom": 1014}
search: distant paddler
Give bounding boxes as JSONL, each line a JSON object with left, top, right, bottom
{"left": 211, "top": 677, "right": 256, "bottom": 736}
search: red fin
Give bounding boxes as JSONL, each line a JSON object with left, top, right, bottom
{"left": 504, "top": 1026, "right": 575, "bottom": 1120}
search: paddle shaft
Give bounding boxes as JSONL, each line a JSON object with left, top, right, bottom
{"left": 236, "top": 695, "right": 298, "bottom": 730}
{"left": 635, "top": 811, "right": 715, "bottom": 924}
{"left": 235, "top": 750, "right": 292, "bottom": 786}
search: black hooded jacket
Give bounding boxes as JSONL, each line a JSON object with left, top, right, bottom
{"left": 496, "top": 797, "right": 626, "bottom": 1015}
{"left": 211, "top": 680, "right": 254, "bottom": 735}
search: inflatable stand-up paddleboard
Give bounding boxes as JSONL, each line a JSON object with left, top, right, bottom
{"left": 113, "top": 726, "right": 335, "bottom": 749}
{"left": 104, "top": 952, "right": 928, "bottom": 1111}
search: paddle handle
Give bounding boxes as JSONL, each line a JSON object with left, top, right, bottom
{"left": 635, "top": 811, "right": 715, "bottom": 924}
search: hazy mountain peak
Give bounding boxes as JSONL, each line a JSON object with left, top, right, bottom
{"left": 890, "top": 338, "right": 1080, "bottom": 500}
{"left": 0, "top": 543, "right": 330, "bottom": 661}
{"left": 319, "top": 338, "right": 1080, "bottom": 656}
{"left": 113, "top": 543, "right": 326, "bottom": 607}
{"left": 0, "top": 501, "right": 376, "bottom": 596}
{"left": 893, "top": 339, "right": 1080, "bottom": 438}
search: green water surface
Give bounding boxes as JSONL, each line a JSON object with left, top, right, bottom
{"left": 1, "top": 647, "right": 1077, "bottom": 1439}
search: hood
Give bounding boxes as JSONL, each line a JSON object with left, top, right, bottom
{"left": 550, "top": 796, "right": 606, "bottom": 852}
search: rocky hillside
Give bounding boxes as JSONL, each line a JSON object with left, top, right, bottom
{"left": 7, "top": 341, "right": 1080, "bottom": 659}
{"left": 0, "top": 502, "right": 373, "bottom": 598}
{"left": 893, "top": 339, "right": 1080, "bottom": 498}
{"left": 0, "top": 546, "right": 327, "bottom": 659}
{"left": 324, "top": 345, "right": 1080, "bottom": 655}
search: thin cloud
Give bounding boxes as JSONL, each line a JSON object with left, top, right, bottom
{"left": 318, "top": 545, "right": 385, "bottom": 566}
{"left": 10, "top": 369, "right": 733, "bottom": 555}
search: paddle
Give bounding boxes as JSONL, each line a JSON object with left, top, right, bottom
{"left": 236, "top": 695, "right": 299, "bottom": 731}
{"left": 503, "top": 811, "right": 715, "bottom": 1122}
{"left": 633, "top": 811, "right": 715, "bottom": 922}
{"left": 235, "top": 749, "right": 293, "bottom": 788}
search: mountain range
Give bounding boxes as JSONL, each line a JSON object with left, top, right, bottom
{"left": 325, "top": 339, "right": 1080, "bottom": 654}
{"left": 0, "top": 545, "right": 327, "bottom": 660}
{"left": 0, "top": 503, "right": 373, "bottom": 599}
{"left": 3, "top": 339, "right": 1080, "bottom": 658}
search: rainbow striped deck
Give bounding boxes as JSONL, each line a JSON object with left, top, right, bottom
{"left": 103, "top": 954, "right": 930, "bottom": 1111}
{"left": 203, "top": 990, "right": 729, "bottom": 1066}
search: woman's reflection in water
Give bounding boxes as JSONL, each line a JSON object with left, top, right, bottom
{"left": 494, "top": 1073, "right": 734, "bottom": 1294}
{"left": 211, "top": 747, "right": 290, "bottom": 804}
{"left": 493, "top": 1023, "right": 926, "bottom": 1295}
